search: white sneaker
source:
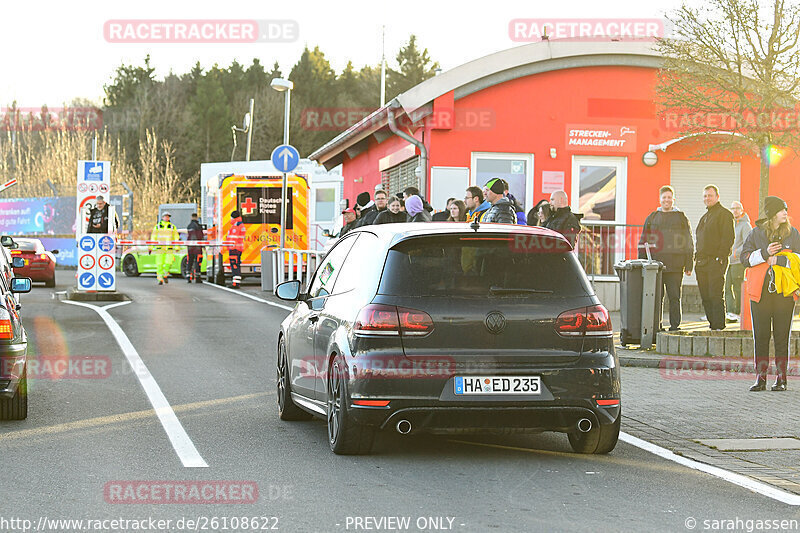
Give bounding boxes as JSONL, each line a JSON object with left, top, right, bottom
{"left": 726, "top": 312, "right": 740, "bottom": 322}
{"left": 701, "top": 315, "right": 707, "bottom": 321}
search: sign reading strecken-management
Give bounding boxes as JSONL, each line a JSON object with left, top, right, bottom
{"left": 76, "top": 161, "right": 115, "bottom": 291}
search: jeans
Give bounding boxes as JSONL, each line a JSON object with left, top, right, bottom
{"left": 696, "top": 259, "right": 727, "bottom": 329}
{"left": 751, "top": 279, "right": 794, "bottom": 377}
{"left": 661, "top": 271, "right": 683, "bottom": 330}
{"left": 724, "top": 262, "right": 745, "bottom": 316}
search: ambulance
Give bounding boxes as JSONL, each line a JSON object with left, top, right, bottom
{"left": 203, "top": 173, "right": 311, "bottom": 282}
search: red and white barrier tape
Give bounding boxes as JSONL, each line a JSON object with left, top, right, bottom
{"left": 0, "top": 178, "right": 17, "bottom": 192}
{"left": 117, "top": 240, "right": 236, "bottom": 246}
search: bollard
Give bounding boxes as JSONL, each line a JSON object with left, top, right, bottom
{"left": 741, "top": 280, "right": 752, "bottom": 331}
{"left": 261, "top": 249, "right": 274, "bottom": 292}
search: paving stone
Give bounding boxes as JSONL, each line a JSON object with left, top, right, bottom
{"left": 697, "top": 438, "right": 800, "bottom": 451}
{"left": 656, "top": 332, "right": 665, "bottom": 354}
{"left": 679, "top": 335, "right": 693, "bottom": 356}
{"left": 692, "top": 336, "right": 709, "bottom": 356}
{"left": 724, "top": 337, "right": 742, "bottom": 358}
{"left": 742, "top": 337, "right": 754, "bottom": 357}
{"left": 667, "top": 334, "right": 680, "bottom": 355}
{"left": 707, "top": 337, "right": 724, "bottom": 356}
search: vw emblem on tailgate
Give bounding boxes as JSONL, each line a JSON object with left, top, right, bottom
{"left": 485, "top": 311, "right": 506, "bottom": 335}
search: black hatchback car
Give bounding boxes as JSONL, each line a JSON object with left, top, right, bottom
{"left": 276, "top": 223, "right": 620, "bottom": 455}
{"left": 0, "top": 236, "right": 32, "bottom": 420}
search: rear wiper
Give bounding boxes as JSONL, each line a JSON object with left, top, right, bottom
{"left": 489, "top": 286, "right": 553, "bottom": 294}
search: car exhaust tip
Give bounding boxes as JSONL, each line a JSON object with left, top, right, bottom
{"left": 577, "top": 418, "right": 593, "bottom": 433}
{"left": 396, "top": 420, "right": 412, "bottom": 434}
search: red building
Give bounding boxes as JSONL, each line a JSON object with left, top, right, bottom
{"left": 309, "top": 38, "right": 799, "bottom": 303}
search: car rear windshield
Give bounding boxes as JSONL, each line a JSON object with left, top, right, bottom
{"left": 16, "top": 241, "right": 37, "bottom": 252}
{"left": 378, "top": 234, "right": 592, "bottom": 297}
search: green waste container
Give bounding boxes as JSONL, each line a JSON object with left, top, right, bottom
{"left": 614, "top": 259, "right": 664, "bottom": 349}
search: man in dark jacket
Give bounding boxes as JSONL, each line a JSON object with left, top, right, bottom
{"left": 186, "top": 213, "right": 204, "bottom": 283}
{"left": 481, "top": 178, "right": 517, "bottom": 224}
{"left": 695, "top": 184, "right": 735, "bottom": 330}
{"left": 87, "top": 195, "right": 119, "bottom": 234}
{"left": 545, "top": 190, "right": 581, "bottom": 247}
{"left": 638, "top": 186, "right": 694, "bottom": 330}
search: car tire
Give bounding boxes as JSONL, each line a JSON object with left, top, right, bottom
{"left": 180, "top": 257, "right": 189, "bottom": 279}
{"left": 0, "top": 365, "right": 27, "bottom": 420}
{"left": 568, "top": 413, "right": 620, "bottom": 454}
{"left": 276, "top": 337, "right": 312, "bottom": 421}
{"left": 45, "top": 274, "right": 56, "bottom": 288}
{"left": 122, "top": 255, "right": 140, "bottom": 277}
{"left": 327, "top": 354, "right": 374, "bottom": 455}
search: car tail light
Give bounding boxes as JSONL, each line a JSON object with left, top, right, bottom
{"left": 353, "top": 400, "right": 390, "bottom": 407}
{"left": 596, "top": 399, "right": 620, "bottom": 406}
{"left": 555, "top": 305, "right": 612, "bottom": 337}
{"left": 0, "top": 308, "right": 12, "bottom": 340}
{"left": 10, "top": 250, "right": 20, "bottom": 255}
{"left": 354, "top": 304, "right": 434, "bottom": 337}
{"left": 39, "top": 254, "right": 48, "bottom": 261}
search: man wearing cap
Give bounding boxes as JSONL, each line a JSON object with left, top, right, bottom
{"left": 695, "top": 185, "right": 735, "bottom": 330}
{"left": 331, "top": 207, "right": 358, "bottom": 238}
{"left": 87, "top": 196, "right": 119, "bottom": 234}
{"left": 150, "top": 211, "right": 179, "bottom": 285}
{"left": 227, "top": 210, "right": 246, "bottom": 289}
{"left": 545, "top": 190, "right": 582, "bottom": 247}
{"left": 481, "top": 178, "right": 517, "bottom": 224}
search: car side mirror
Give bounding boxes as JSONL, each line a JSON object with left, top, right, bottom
{"left": 322, "top": 229, "right": 331, "bottom": 237}
{"left": 275, "top": 280, "right": 302, "bottom": 301}
{"left": 10, "top": 277, "right": 32, "bottom": 293}
{"left": 50, "top": 249, "right": 59, "bottom": 254}
{"left": 1, "top": 236, "right": 15, "bottom": 248}
{"left": 12, "top": 257, "right": 25, "bottom": 268}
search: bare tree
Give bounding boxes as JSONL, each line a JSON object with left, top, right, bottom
{"left": 657, "top": 0, "right": 800, "bottom": 210}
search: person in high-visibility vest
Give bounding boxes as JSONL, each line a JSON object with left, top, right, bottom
{"left": 227, "top": 210, "right": 246, "bottom": 289}
{"left": 150, "top": 212, "right": 179, "bottom": 285}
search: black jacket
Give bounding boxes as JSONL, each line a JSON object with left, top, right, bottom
{"left": 695, "top": 202, "right": 735, "bottom": 266}
{"left": 338, "top": 220, "right": 358, "bottom": 237}
{"left": 638, "top": 209, "right": 694, "bottom": 272}
{"left": 408, "top": 210, "right": 432, "bottom": 223}
{"left": 87, "top": 205, "right": 113, "bottom": 233}
{"left": 431, "top": 211, "right": 450, "bottom": 221}
{"left": 374, "top": 210, "right": 408, "bottom": 225}
{"left": 482, "top": 197, "right": 517, "bottom": 224}
{"left": 186, "top": 220, "right": 204, "bottom": 255}
{"left": 741, "top": 220, "right": 800, "bottom": 269}
{"left": 544, "top": 207, "right": 581, "bottom": 247}
{"left": 356, "top": 205, "right": 380, "bottom": 227}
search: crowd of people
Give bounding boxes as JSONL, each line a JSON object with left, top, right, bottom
{"left": 334, "top": 178, "right": 583, "bottom": 247}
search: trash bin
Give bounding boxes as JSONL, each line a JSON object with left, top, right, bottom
{"left": 614, "top": 259, "right": 664, "bottom": 348}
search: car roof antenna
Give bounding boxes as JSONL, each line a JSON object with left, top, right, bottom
{"left": 470, "top": 219, "right": 480, "bottom": 232}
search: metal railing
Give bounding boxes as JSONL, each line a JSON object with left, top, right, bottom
{"left": 270, "top": 248, "right": 325, "bottom": 290}
{"left": 574, "top": 222, "right": 644, "bottom": 280}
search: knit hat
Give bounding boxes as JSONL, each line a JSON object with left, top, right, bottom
{"left": 231, "top": 210, "right": 241, "bottom": 218}
{"left": 405, "top": 195, "right": 424, "bottom": 216}
{"left": 356, "top": 192, "right": 371, "bottom": 207}
{"left": 484, "top": 178, "right": 505, "bottom": 195}
{"left": 764, "top": 196, "right": 787, "bottom": 220}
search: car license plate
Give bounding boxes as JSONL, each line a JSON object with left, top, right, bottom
{"left": 454, "top": 376, "right": 541, "bottom": 395}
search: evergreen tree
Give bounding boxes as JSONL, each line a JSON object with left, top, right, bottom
{"left": 387, "top": 35, "right": 440, "bottom": 99}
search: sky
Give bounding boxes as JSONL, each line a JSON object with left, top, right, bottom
{"left": 0, "top": 0, "right": 686, "bottom": 107}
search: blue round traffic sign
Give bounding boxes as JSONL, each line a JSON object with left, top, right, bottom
{"left": 79, "top": 235, "right": 96, "bottom": 252}
{"left": 79, "top": 272, "right": 95, "bottom": 288}
{"left": 271, "top": 144, "right": 300, "bottom": 173}
{"left": 98, "top": 235, "right": 115, "bottom": 252}
{"left": 98, "top": 272, "right": 114, "bottom": 288}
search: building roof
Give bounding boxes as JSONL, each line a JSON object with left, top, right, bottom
{"left": 308, "top": 38, "right": 662, "bottom": 166}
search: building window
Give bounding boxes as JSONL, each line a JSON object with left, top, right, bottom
{"left": 314, "top": 187, "right": 336, "bottom": 222}
{"left": 470, "top": 153, "right": 533, "bottom": 212}
{"left": 382, "top": 156, "right": 420, "bottom": 196}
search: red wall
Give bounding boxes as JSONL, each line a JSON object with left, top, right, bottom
{"left": 340, "top": 65, "right": 800, "bottom": 222}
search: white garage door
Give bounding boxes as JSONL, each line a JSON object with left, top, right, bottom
{"left": 670, "top": 160, "right": 741, "bottom": 285}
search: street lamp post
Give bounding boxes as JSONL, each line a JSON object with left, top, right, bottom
{"left": 271, "top": 78, "right": 293, "bottom": 250}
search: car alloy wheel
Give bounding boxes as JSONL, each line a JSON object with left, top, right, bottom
{"left": 326, "top": 354, "right": 374, "bottom": 455}
{"left": 327, "top": 359, "right": 343, "bottom": 445}
{"left": 122, "top": 255, "right": 140, "bottom": 277}
{"left": 276, "top": 338, "right": 311, "bottom": 421}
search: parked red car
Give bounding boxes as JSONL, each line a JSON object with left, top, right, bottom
{"left": 11, "top": 238, "right": 58, "bottom": 287}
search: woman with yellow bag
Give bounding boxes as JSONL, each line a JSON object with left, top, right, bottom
{"left": 741, "top": 196, "right": 800, "bottom": 392}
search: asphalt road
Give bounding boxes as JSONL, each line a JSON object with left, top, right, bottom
{"left": 2, "top": 271, "right": 800, "bottom": 533}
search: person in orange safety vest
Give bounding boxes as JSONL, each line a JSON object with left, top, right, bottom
{"left": 227, "top": 210, "right": 246, "bottom": 289}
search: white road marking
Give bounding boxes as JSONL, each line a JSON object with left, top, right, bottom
{"left": 620, "top": 431, "right": 800, "bottom": 506}
{"left": 62, "top": 299, "right": 208, "bottom": 468}
{"left": 203, "top": 282, "right": 294, "bottom": 311}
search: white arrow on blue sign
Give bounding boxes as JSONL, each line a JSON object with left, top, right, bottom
{"left": 98, "top": 273, "right": 114, "bottom": 288}
{"left": 79, "top": 272, "right": 95, "bottom": 288}
{"left": 271, "top": 144, "right": 300, "bottom": 173}
{"left": 79, "top": 235, "right": 96, "bottom": 252}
